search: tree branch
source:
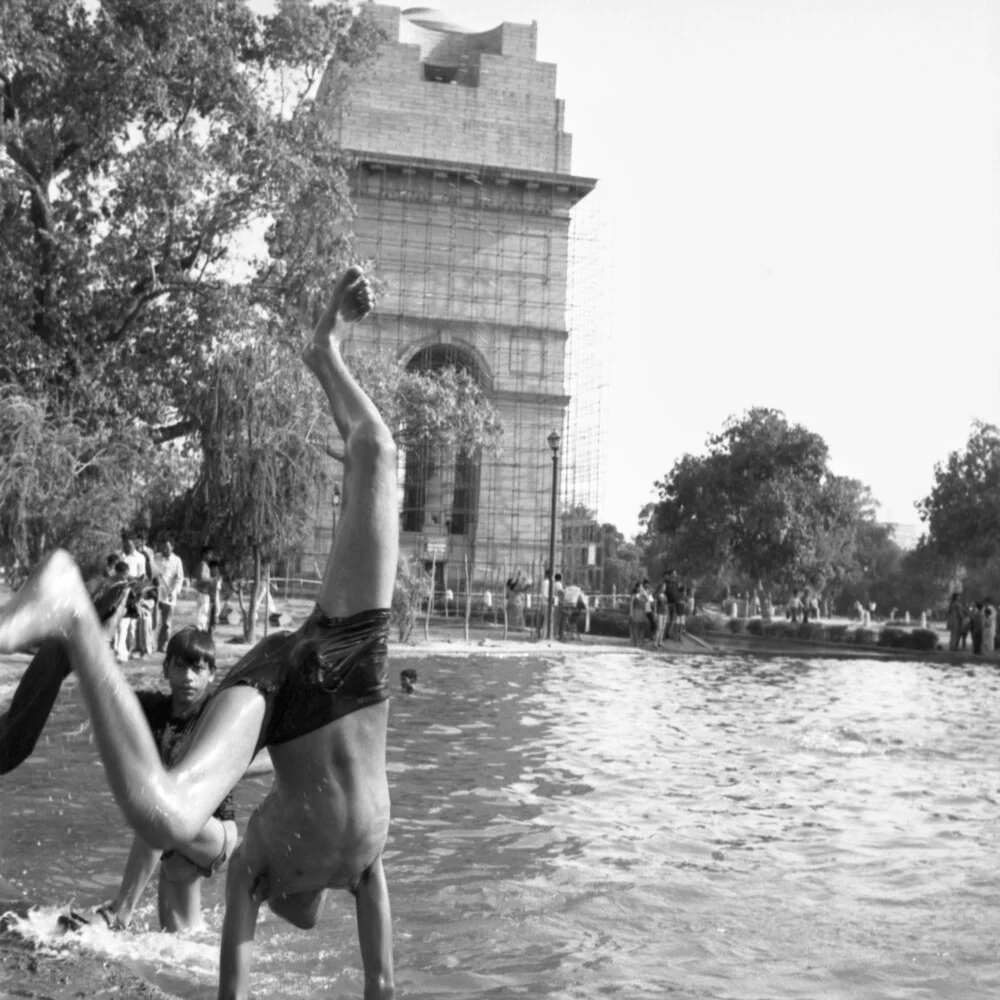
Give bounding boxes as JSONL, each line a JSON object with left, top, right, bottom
{"left": 152, "top": 419, "right": 197, "bottom": 444}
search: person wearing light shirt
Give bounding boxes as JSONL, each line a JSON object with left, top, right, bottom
{"left": 122, "top": 537, "right": 146, "bottom": 580}
{"left": 157, "top": 540, "right": 186, "bottom": 653}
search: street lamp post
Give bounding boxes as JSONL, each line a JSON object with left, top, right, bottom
{"left": 546, "top": 429, "right": 561, "bottom": 640}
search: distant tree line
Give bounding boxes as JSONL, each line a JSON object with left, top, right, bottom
{"left": 636, "top": 410, "right": 1000, "bottom": 616}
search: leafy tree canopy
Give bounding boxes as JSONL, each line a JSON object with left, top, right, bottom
{"left": 916, "top": 421, "right": 1000, "bottom": 567}
{"left": 346, "top": 351, "right": 504, "bottom": 459}
{"left": 1, "top": 0, "right": 376, "bottom": 430}
{"left": 643, "top": 407, "right": 879, "bottom": 595}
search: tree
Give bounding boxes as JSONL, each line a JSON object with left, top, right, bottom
{"left": 0, "top": 386, "right": 183, "bottom": 575}
{"left": 344, "top": 351, "right": 504, "bottom": 460}
{"left": 0, "top": 0, "right": 377, "bottom": 531}
{"left": 1, "top": 0, "right": 377, "bottom": 420}
{"left": 644, "top": 408, "right": 880, "bottom": 599}
{"left": 170, "top": 340, "right": 505, "bottom": 642}
{"left": 0, "top": 0, "right": 385, "bottom": 584}
{"left": 917, "top": 421, "right": 1000, "bottom": 567}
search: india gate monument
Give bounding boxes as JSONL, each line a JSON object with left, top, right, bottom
{"left": 308, "top": 4, "right": 604, "bottom": 597}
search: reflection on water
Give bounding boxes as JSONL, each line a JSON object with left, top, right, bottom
{"left": 1, "top": 652, "right": 998, "bottom": 999}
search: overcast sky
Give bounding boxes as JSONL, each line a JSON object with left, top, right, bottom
{"left": 425, "top": 0, "right": 1000, "bottom": 537}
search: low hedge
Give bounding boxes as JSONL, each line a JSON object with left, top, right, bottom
{"left": 796, "top": 622, "right": 828, "bottom": 641}
{"left": 903, "top": 628, "right": 939, "bottom": 651}
{"left": 878, "top": 627, "right": 906, "bottom": 648}
{"left": 726, "top": 618, "right": 748, "bottom": 634}
{"left": 827, "top": 624, "right": 851, "bottom": 643}
{"left": 853, "top": 628, "right": 877, "bottom": 645}
{"left": 687, "top": 612, "right": 728, "bottom": 634}
{"left": 746, "top": 619, "right": 765, "bottom": 636}
{"left": 588, "top": 609, "right": 631, "bottom": 639}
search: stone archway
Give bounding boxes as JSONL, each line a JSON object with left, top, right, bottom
{"left": 401, "top": 340, "right": 486, "bottom": 539}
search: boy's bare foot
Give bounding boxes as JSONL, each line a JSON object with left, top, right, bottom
{"left": 311, "top": 267, "right": 373, "bottom": 349}
{"left": 0, "top": 549, "right": 89, "bottom": 654}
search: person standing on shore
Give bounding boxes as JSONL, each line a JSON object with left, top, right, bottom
{"left": 156, "top": 541, "right": 186, "bottom": 653}
{"left": 981, "top": 597, "right": 996, "bottom": 654}
{"left": 194, "top": 547, "right": 215, "bottom": 631}
{"left": 946, "top": 593, "right": 963, "bottom": 652}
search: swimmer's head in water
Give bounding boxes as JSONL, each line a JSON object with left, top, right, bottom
{"left": 400, "top": 668, "right": 418, "bottom": 693}
{"left": 164, "top": 628, "right": 216, "bottom": 711}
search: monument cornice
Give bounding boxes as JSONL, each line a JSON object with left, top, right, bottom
{"left": 347, "top": 149, "right": 597, "bottom": 204}
{"left": 494, "top": 389, "right": 571, "bottom": 407}
{"left": 382, "top": 313, "right": 569, "bottom": 341}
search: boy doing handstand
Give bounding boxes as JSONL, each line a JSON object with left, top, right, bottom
{"left": 0, "top": 269, "right": 398, "bottom": 1000}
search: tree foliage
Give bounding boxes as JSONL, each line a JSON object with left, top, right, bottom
{"left": 0, "top": 0, "right": 376, "bottom": 575}
{"left": 0, "top": 386, "right": 183, "bottom": 573}
{"left": 917, "top": 421, "right": 1000, "bottom": 567}
{"left": 1, "top": 0, "right": 377, "bottom": 424}
{"left": 643, "top": 407, "right": 879, "bottom": 596}
{"left": 346, "top": 351, "right": 504, "bottom": 459}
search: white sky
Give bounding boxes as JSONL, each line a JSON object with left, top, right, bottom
{"left": 430, "top": 0, "right": 1000, "bottom": 537}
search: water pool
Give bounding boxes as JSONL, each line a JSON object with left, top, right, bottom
{"left": 1, "top": 649, "right": 998, "bottom": 999}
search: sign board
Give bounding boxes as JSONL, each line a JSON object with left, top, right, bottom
{"left": 426, "top": 539, "right": 448, "bottom": 558}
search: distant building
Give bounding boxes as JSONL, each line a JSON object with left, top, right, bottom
{"left": 885, "top": 522, "right": 923, "bottom": 551}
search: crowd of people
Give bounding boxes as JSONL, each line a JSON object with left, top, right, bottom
{"left": 946, "top": 593, "right": 997, "bottom": 654}
{"left": 628, "top": 570, "right": 692, "bottom": 648}
{"left": 88, "top": 538, "right": 228, "bottom": 662}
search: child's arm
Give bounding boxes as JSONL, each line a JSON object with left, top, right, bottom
{"left": 102, "top": 834, "right": 161, "bottom": 927}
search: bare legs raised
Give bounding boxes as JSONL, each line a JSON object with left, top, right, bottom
{"left": 304, "top": 266, "right": 399, "bottom": 618}
{"left": 0, "top": 552, "right": 262, "bottom": 850}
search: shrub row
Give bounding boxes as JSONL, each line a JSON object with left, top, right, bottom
{"left": 588, "top": 609, "right": 631, "bottom": 639}
{"left": 705, "top": 618, "right": 940, "bottom": 651}
{"left": 589, "top": 609, "right": 941, "bottom": 651}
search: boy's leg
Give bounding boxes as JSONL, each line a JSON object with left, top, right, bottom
{"left": 157, "top": 602, "right": 171, "bottom": 652}
{"left": 0, "top": 551, "right": 263, "bottom": 850}
{"left": 304, "top": 268, "right": 398, "bottom": 618}
{"left": 353, "top": 856, "right": 395, "bottom": 1000}
{"left": 158, "top": 864, "right": 203, "bottom": 933}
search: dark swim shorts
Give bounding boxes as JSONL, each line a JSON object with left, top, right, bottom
{"left": 215, "top": 607, "right": 391, "bottom": 756}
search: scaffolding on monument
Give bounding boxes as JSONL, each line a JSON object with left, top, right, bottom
{"left": 298, "top": 173, "right": 609, "bottom": 609}
{"left": 295, "top": 9, "right": 610, "bottom": 619}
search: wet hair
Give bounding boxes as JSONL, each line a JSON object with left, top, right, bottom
{"left": 400, "top": 668, "right": 418, "bottom": 692}
{"left": 164, "top": 627, "right": 216, "bottom": 673}
{"left": 114, "top": 560, "right": 128, "bottom": 574}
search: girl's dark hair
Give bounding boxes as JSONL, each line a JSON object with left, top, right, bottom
{"left": 164, "top": 627, "right": 216, "bottom": 673}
